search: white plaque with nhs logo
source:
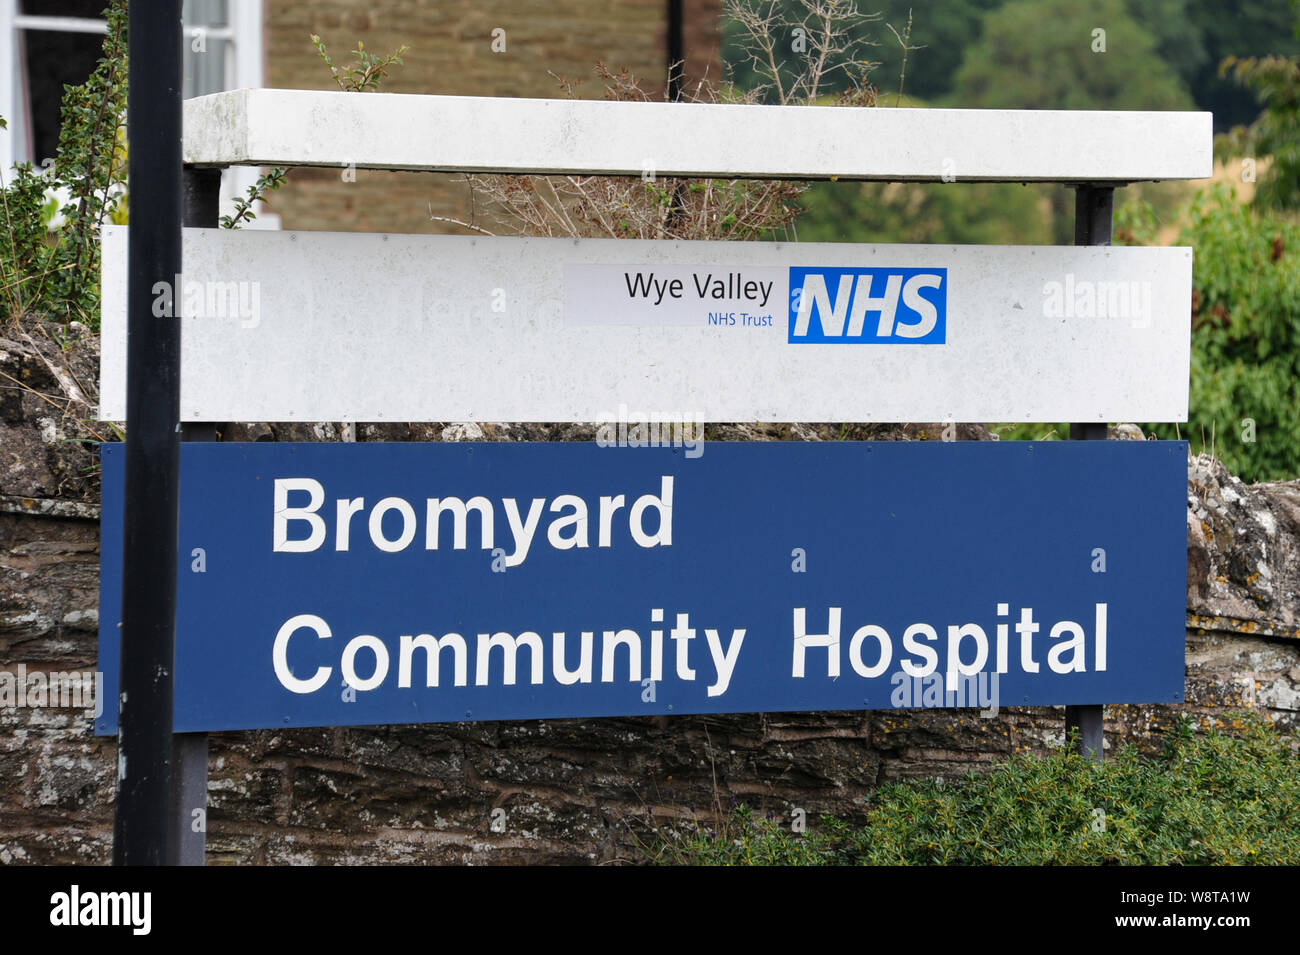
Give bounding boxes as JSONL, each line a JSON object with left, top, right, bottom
{"left": 99, "top": 227, "right": 1190, "bottom": 423}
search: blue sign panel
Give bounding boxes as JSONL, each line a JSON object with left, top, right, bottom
{"left": 788, "top": 267, "right": 947, "bottom": 343}
{"left": 97, "top": 441, "right": 1186, "bottom": 734}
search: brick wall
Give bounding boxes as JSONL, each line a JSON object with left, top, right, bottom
{"left": 262, "top": 0, "right": 722, "bottom": 236}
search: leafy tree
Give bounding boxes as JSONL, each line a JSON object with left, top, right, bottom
{"left": 725, "top": 0, "right": 1300, "bottom": 127}
{"left": 1184, "top": 0, "right": 1300, "bottom": 131}
{"left": 1127, "top": 0, "right": 1210, "bottom": 95}
{"left": 946, "top": 0, "right": 1195, "bottom": 243}
{"left": 947, "top": 0, "right": 1194, "bottom": 111}
{"left": 1218, "top": 53, "right": 1300, "bottom": 211}
{"left": 1143, "top": 185, "right": 1300, "bottom": 482}
{"left": 794, "top": 177, "right": 1050, "bottom": 246}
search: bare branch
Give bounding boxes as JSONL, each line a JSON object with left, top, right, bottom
{"left": 439, "top": 1, "right": 895, "bottom": 243}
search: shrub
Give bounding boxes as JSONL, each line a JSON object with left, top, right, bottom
{"left": 0, "top": 0, "right": 126, "bottom": 329}
{"left": 648, "top": 716, "right": 1299, "bottom": 865}
{"left": 1143, "top": 184, "right": 1300, "bottom": 482}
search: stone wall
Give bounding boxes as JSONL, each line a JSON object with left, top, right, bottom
{"left": 262, "top": 0, "right": 723, "bottom": 237}
{"left": 1, "top": 331, "right": 1297, "bottom": 864}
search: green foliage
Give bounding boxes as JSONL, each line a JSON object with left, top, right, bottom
{"left": 794, "top": 178, "right": 1051, "bottom": 246}
{"left": 650, "top": 716, "right": 1300, "bottom": 865}
{"left": 783, "top": 81, "right": 1055, "bottom": 247}
{"left": 225, "top": 36, "right": 411, "bottom": 229}
{"left": 46, "top": 0, "right": 128, "bottom": 320}
{"left": 947, "top": 0, "right": 1194, "bottom": 111}
{"left": 946, "top": 0, "right": 1195, "bottom": 243}
{"left": 0, "top": 0, "right": 126, "bottom": 327}
{"left": 1184, "top": 0, "right": 1300, "bottom": 131}
{"left": 987, "top": 422, "right": 1069, "bottom": 443}
{"left": 1114, "top": 196, "right": 1164, "bottom": 247}
{"left": 2, "top": 14, "right": 413, "bottom": 322}
{"left": 220, "top": 167, "right": 288, "bottom": 229}
{"left": 0, "top": 159, "right": 53, "bottom": 321}
{"left": 842, "top": 0, "right": 1005, "bottom": 104}
{"left": 1127, "top": 0, "right": 1210, "bottom": 94}
{"left": 1144, "top": 184, "right": 1300, "bottom": 482}
{"left": 311, "top": 35, "right": 410, "bottom": 93}
{"left": 766, "top": 0, "right": 1209, "bottom": 247}
{"left": 652, "top": 805, "right": 829, "bottom": 865}
{"left": 1218, "top": 54, "right": 1300, "bottom": 211}
{"left": 725, "top": 0, "right": 1299, "bottom": 129}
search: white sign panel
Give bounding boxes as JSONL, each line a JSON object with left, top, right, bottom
{"left": 184, "top": 89, "right": 1213, "bottom": 183}
{"left": 99, "top": 226, "right": 1191, "bottom": 423}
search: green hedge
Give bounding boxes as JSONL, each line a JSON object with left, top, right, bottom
{"left": 647, "top": 716, "right": 1299, "bottom": 865}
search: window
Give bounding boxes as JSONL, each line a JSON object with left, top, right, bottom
{"left": 0, "top": 0, "right": 270, "bottom": 225}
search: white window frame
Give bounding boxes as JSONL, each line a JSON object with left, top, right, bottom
{"left": 0, "top": 0, "right": 270, "bottom": 226}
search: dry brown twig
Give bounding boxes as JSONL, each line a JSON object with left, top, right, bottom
{"left": 431, "top": 0, "right": 883, "bottom": 242}
{"left": 0, "top": 320, "right": 111, "bottom": 452}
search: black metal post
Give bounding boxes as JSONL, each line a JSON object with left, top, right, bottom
{"left": 114, "top": 0, "right": 184, "bottom": 866}
{"left": 1066, "top": 184, "right": 1113, "bottom": 762}
{"left": 667, "top": 0, "right": 684, "bottom": 101}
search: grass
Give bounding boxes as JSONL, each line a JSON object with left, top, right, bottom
{"left": 644, "top": 715, "right": 1299, "bottom": 865}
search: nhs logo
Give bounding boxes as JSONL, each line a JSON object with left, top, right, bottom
{"left": 788, "top": 267, "right": 947, "bottom": 344}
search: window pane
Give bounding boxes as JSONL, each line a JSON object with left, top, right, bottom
{"left": 184, "top": 0, "right": 228, "bottom": 26}
{"left": 19, "top": 29, "right": 104, "bottom": 164}
{"left": 184, "top": 0, "right": 230, "bottom": 98}
{"left": 19, "top": 0, "right": 108, "bottom": 17}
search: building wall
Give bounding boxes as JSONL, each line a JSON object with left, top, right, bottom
{"left": 262, "top": 0, "right": 723, "bottom": 235}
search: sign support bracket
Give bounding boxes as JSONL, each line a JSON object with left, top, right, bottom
{"left": 170, "top": 165, "right": 223, "bottom": 865}
{"left": 1066, "top": 182, "right": 1115, "bottom": 762}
